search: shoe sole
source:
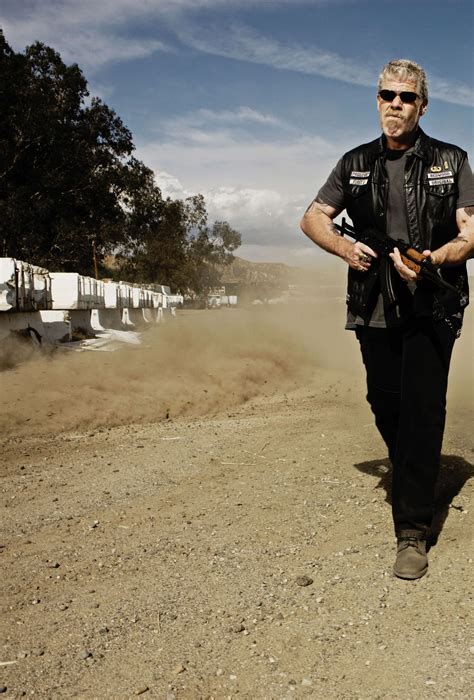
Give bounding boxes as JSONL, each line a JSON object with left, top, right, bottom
{"left": 393, "top": 564, "right": 428, "bottom": 580}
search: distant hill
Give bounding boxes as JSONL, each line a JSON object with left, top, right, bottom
{"left": 218, "top": 256, "right": 291, "bottom": 301}
{"left": 220, "top": 256, "right": 347, "bottom": 302}
{"left": 221, "top": 256, "right": 290, "bottom": 285}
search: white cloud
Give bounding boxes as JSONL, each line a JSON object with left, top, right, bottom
{"left": 206, "top": 186, "right": 283, "bottom": 217}
{"left": 2, "top": 1, "right": 471, "bottom": 105}
{"left": 176, "top": 22, "right": 375, "bottom": 87}
{"left": 204, "top": 186, "right": 295, "bottom": 245}
{"left": 428, "top": 78, "right": 474, "bottom": 109}
{"left": 65, "top": 31, "right": 169, "bottom": 71}
{"left": 154, "top": 106, "right": 291, "bottom": 146}
{"left": 175, "top": 22, "right": 474, "bottom": 108}
{"left": 137, "top": 126, "right": 356, "bottom": 197}
{"left": 191, "top": 106, "right": 285, "bottom": 127}
{"left": 0, "top": 1, "right": 171, "bottom": 70}
{"left": 155, "top": 171, "right": 189, "bottom": 200}
{"left": 86, "top": 80, "right": 115, "bottom": 101}
{"left": 155, "top": 169, "right": 293, "bottom": 235}
{"left": 0, "top": 0, "right": 335, "bottom": 29}
{"left": 144, "top": 126, "right": 354, "bottom": 260}
{"left": 0, "top": 0, "right": 342, "bottom": 50}
{"left": 159, "top": 174, "right": 300, "bottom": 247}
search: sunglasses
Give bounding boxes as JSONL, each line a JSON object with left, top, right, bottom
{"left": 378, "top": 89, "right": 420, "bottom": 104}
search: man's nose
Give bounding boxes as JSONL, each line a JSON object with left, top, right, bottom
{"left": 390, "top": 95, "right": 403, "bottom": 108}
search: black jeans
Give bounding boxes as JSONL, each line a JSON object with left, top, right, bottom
{"left": 356, "top": 319, "right": 456, "bottom": 536}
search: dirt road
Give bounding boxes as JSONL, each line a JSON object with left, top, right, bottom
{"left": 1, "top": 306, "right": 473, "bottom": 698}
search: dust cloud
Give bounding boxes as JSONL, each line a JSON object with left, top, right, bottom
{"left": 0, "top": 303, "right": 353, "bottom": 438}
{"left": 1, "top": 299, "right": 472, "bottom": 439}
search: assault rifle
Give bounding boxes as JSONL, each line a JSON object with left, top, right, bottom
{"left": 334, "top": 217, "right": 468, "bottom": 306}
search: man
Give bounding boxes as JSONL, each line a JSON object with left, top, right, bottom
{"left": 300, "top": 59, "right": 474, "bottom": 580}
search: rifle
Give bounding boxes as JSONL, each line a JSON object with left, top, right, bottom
{"left": 334, "top": 217, "right": 468, "bottom": 306}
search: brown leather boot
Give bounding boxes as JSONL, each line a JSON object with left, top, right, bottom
{"left": 393, "top": 533, "right": 428, "bottom": 580}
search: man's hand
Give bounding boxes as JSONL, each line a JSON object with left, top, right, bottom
{"left": 389, "top": 247, "right": 431, "bottom": 281}
{"left": 345, "top": 241, "right": 378, "bottom": 272}
{"left": 300, "top": 200, "right": 379, "bottom": 271}
{"left": 390, "top": 205, "right": 474, "bottom": 280}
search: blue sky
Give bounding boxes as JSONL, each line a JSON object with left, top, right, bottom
{"left": 2, "top": 0, "right": 473, "bottom": 265}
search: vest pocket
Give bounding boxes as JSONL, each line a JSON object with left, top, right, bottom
{"left": 424, "top": 181, "right": 458, "bottom": 198}
{"left": 343, "top": 182, "right": 370, "bottom": 199}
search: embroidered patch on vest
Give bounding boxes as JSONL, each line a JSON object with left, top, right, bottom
{"left": 428, "top": 171, "right": 453, "bottom": 179}
{"left": 428, "top": 177, "right": 454, "bottom": 186}
{"left": 350, "top": 170, "right": 370, "bottom": 178}
{"left": 349, "top": 178, "right": 369, "bottom": 185}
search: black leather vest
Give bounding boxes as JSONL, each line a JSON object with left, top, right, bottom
{"left": 341, "top": 128, "right": 469, "bottom": 322}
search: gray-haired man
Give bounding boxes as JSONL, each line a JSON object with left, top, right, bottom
{"left": 301, "top": 59, "right": 474, "bottom": 579}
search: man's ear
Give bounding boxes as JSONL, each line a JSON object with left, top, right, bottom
{"left": 420, "top": 102, "right": 428, "bottom": 116}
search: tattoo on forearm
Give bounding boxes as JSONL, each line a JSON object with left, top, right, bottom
{"left": 464, "top": 206, "right": 474, "bottom": 217}
{"left": 308, "top": 197, "right": 340, "bottom": 234}
{"left": 305, "top": 197, "right": 333, "bottom": 216}
{"left": 451, "top": 234, "right": 469, "bottom": 245}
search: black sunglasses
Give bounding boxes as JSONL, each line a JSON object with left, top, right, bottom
{"left": 378, "top": 89, "right": 420, "bottom": 104}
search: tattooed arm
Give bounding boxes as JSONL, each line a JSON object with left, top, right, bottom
{"left": 390, "top": 206, "right": 474, "bottom": 281}
{"left": 429, "top": 206, "right": 474, "bottom": 267}
{"left": 300, "top": 198, "right": 377, "bottom": 271}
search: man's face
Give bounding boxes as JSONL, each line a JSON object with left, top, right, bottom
{"left": 377, "top": 76, "right": 427, "bottom": 144}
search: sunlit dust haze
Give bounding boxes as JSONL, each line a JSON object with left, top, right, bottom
{"left": 1, "top": 300, "right": 472, "bottom": 440}
{"left": 1, "top": 303, "right": 355, "bottom": 438}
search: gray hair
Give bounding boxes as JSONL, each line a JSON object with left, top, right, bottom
{"left": 378, "top": 59, "right": 428, "bottom": 103}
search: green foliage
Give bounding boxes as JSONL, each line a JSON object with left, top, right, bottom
{"left": 0, "top": 33, "right": 133, "bottom": 270}
{"left": 0, "top": 30, "right": 241, "bottom": 293}
{"left": 119, "top": 196, "right": 241, "bottom": 295}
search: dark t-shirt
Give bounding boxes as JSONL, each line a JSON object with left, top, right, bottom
{"left": 317, "top": 151, "right": 474, "bottom": 328}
